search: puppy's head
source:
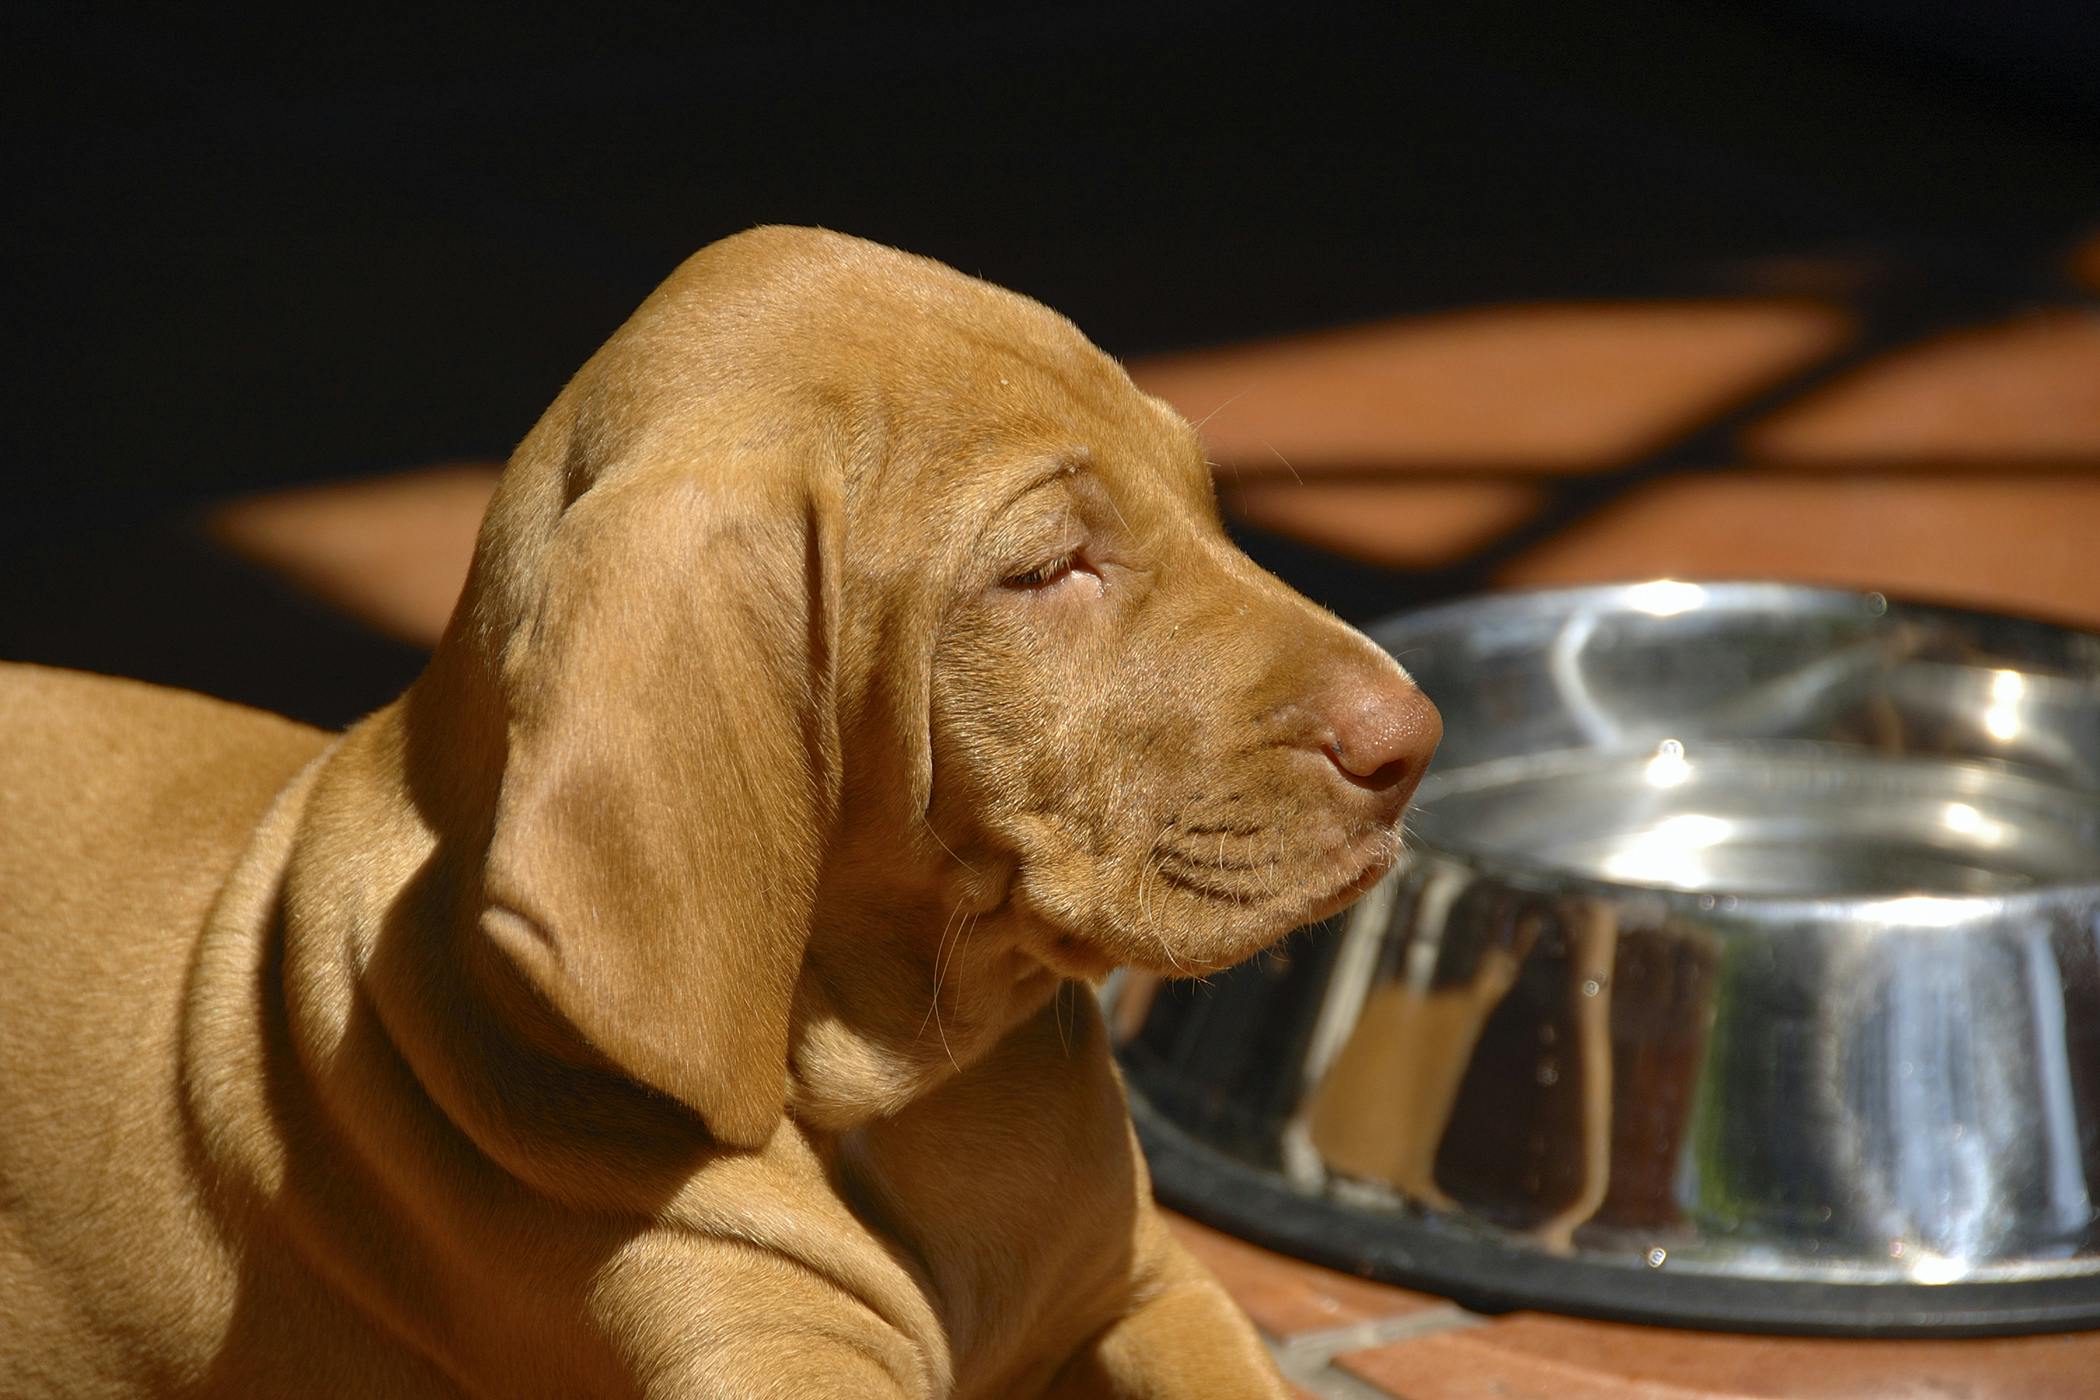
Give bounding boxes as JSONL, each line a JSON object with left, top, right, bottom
{"left": 888, "top": 338, "right": 1439, "bottom": 984}
{"left": 444, "top": 228, "right": 1437, "bottom": 1146}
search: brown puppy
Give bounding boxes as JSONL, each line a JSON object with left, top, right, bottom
{"left": 0, "top": 228, "right": 1439, "bottom": 1398}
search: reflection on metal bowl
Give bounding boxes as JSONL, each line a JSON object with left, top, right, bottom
{"left": 1107, "top": 582, "right": 2100, "bottom": 1335}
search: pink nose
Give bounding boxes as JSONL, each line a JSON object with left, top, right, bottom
{"left": 1318, "top": 669, "right": 1442, "bottom": 813}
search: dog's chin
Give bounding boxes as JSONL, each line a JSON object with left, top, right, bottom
{"left": 1300, "top": 844, "right": 1403, "bottom": 924}
{"left": 1029, "top": 913, "right": 1257, "bottom": 984}
{"left": 1037, "top": 931, "right": 1121, "bottom": 983}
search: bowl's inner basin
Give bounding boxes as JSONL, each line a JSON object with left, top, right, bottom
{"left": 1417, "top": 740, "right": 2100, "bottom": 897}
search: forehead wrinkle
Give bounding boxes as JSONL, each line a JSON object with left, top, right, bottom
{"left": 966, "top": 456, "right": 1092, "bottom": 557}
{"left": 1006, "top": 454, "right": 1091, "bottom": 508}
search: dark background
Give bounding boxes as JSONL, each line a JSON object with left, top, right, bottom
{"left": 6, "top": 1, "right": 2097, "bottom": 723}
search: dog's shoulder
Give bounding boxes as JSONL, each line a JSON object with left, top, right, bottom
{"left": 0, "top": 663, "right": 329, "bottom": 913}
{"left": 0, "top": 668, "right": 345, "bottom": 1396}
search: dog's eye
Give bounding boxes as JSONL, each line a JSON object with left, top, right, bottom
{"left": 1003, "top": 552, "right": 1077, "bottom": 589}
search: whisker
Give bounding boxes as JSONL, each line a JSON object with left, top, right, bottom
{"left": 1157, "top": 848, "right": 1280, "bottom": 875}
{"left": 1136, "top": 829, "right": 1190, "bottom": 975}
{"left": 1260, "top": 436, "right": 1304, "bottom": 486}
{"left": 919, "top": 897, "right": 967, "bottom": 1038}
{"left": 1155, "top": 864, "right": 1254, "bottom": 901}
{"left": 939, "top": 913, "right": 980, "bottom": 1072}
{"left": 1171, "top": 816, "right": 1264, "bottom": 838}
{"left": 1191, "top": 391, "right": 1247, "bottom": 434}
{"left": 1099, "top": 486, "right": 1134, "bottom": 539}
{"left": 918, "top": 815, "right": 977, "bottom": 874}
{"left": 932, "top": 995, "right": 955, "bottom": 1070}
{"left": 1135, "top": 846, "right": 1153, "bottom": 930}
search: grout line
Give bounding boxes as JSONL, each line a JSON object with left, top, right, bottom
{"left": 1273, "top": 1304, "right": 1490, "bottom": 1368}
{"left": 1275, "top": 1353, "right": 1409, "bottom": 1400}
{"left": 1267, "top": 1304, "right": 1492, "bottom": 1395}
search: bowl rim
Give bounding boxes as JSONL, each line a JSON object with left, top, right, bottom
{"left": 1371, "top": 578, "right": 2100, "bottom": 910}
{"left": 1370, "top": 576, "right": 2100, "bottom": 642}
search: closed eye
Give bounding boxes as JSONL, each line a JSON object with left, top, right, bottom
{"left": 1002, "top": 552, "right": 1077, "bottom": 589}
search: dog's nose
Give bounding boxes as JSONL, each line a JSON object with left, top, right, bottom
{"left": 1317, "top": 668, "right": 1442, "bottom": 816}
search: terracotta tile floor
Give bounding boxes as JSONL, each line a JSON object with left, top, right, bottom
{"left": 1133, "top": 298, "right": 2100, "bottom": 628}
{"left": 1165, "top": 1206, "right": 2100, "bottom": 1399}
{"left": 205, "top": 271, "right": 2100, "bottom": 1395}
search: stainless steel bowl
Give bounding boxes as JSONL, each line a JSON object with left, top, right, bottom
{"left": 1108, "top": 582, "right": 2100, "bottom": 1335}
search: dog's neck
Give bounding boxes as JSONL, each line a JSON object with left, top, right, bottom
{"left": 273, "top": 662, "right": 1069, "bottom": 1206}
{"left": 268, "top": 673, "right": 725, "bottom": 1214}
{"left": 787, "top": 874, "right": 1067, "bottom": 1132}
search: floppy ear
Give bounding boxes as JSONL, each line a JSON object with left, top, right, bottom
{"left": 478, "top": 462, "right": 842, "bottom": 1150}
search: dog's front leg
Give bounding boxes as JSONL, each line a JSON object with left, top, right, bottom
{"left": 588, "top": 1240, "right": 932, "bottom": 1400}
{"left": 630, "top": 1323, "right": 926, "bottom": 1400}
{"left": 1038, "top": 1219, "right": 1288, "bottom": 1400}
{"left": 644, "top": 1348, "right": 919, "bottom": 1400}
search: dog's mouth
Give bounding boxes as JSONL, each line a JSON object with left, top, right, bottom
{"left": 1007, "top": 811, "right": 1411, "bottom": 984}
{"left": 1044, "top": 832, "right": 1404, "bottom": 982}
{"left": 1158, "top": 823, "right": 1407, "bottom": 970}
{"left": 1161, "top": 818, "right": 1401, "bottom": 914}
